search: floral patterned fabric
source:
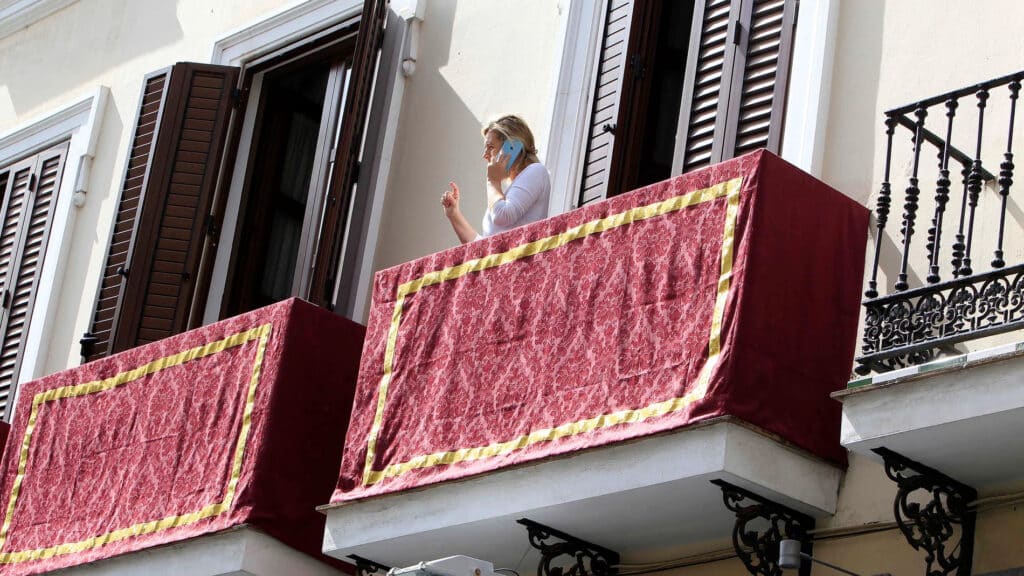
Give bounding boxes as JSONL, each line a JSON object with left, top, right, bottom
{"left": 0, "top": 298, "right": 364, "bottom": 575}
{"left": 334, "top": 150, "right": 868, "bottom": 503}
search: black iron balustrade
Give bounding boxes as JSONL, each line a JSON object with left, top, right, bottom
{"left": 858, "top": 70, "right": 1024, "bottom": 374}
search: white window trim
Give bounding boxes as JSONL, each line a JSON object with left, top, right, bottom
{"left": 0, "top": 86, "right": 108, "bottom": 415}
{"left": 542, "top": 0, "right": 605, "bottom": 216}
{"left": 204, "top": 0, "right": 364, "bottom": 325}
{"left": 544, "top": 0, "right": 838, "bottom": 214}
{"left": 346, "top": 0, "right": 423, "bottom": 321}
{"left": 204, "top": 0, "right": 419, "bottom": 324}
{"left": 780, "top": 0, "right": 839, "bottom": 177}
{"left": 0, "top": 0, "right": 78, "bottom": 40}
{"left": 210, "top": 0, "right": 362, "bottom": 67}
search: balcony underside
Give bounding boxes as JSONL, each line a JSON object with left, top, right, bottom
{"left": 321, "top": 420, "right": 841, "bottom": 568}
{"left": 839, "top": 341, "right": 1024, "bottom": 490}
{"left": 51, "top": 527, "right": 343, "bottom": 576}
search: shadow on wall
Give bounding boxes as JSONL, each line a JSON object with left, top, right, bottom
{"left": 821, "top": 0, "right": 884, "bottom": 206}
{"left": 0, "top": 0, "right": 183, "bottom": 115}
{"left": 375, "top": 0, "right": 490, "bottom": 268}
{"left": 44, "top": 96, "right": 124, "bottom": 372}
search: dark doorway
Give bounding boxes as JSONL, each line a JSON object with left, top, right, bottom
{"left": 582, "top": 0, "right": 695, "bottom": 203}
{"left": 224, "top": 45, "right": 353, "bottom": 317}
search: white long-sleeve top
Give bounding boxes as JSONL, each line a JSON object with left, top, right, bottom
{"left": 480, "top": 162, "right": 551, "bottom": 238}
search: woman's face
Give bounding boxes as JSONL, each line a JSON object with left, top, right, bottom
{"left": 482, "top": 130, "right": 504, "bottom": 164}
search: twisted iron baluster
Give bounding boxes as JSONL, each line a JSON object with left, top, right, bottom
{"left": 951, "top": 165, "right": 970, "bottom": 274}
{"left": 896, "top": 106, "right": 928, "bottom": 291}
{"left": 992, "top": 80, "right": 1019, "bottom": 268}
{"left": 959, "top": 88, "right": 989, "bottom": 276}
{"left": 927, "top": 99, "right": 958, "bottom": 283}
{"left": 866, "top": 115, "right": 898, "bottom": 298}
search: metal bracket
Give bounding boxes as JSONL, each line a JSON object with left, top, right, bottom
{"left": 517, "top": 518, "right": 619, "bottom": 576}
{"left": 79, "top": 332, "right": 99, "bottom": 363}
{"left": 711, "top": 479, "right": 815, "bottom": 576}
{"left": 349, "top": 555, "right": 392, "bottom": 576}
{"left": 872, "top": 447, "right": 976, "bottom": 576}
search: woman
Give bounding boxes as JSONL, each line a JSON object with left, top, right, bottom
{"left": 441, "top": 115, "right": 550, "bottom": 243}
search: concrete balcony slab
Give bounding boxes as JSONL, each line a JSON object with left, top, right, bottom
{"left": 838, "top": 341, "right": 1024, "bottom": 490}
{"left": 51, "top": 527, "right": 343, "bottom": 576}
{"left": 322, "top": 421, "right": 841, "bottom": 568}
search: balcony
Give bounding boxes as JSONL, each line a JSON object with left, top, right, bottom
{"left": 856, "top": 70, "right": 1024, "bottom": 374}
{"left": 0, "top": 299, "right": 364, "bottom": 575}
{"left": 839, "top": 70, "right": 1024, "bottom": 573}
{"left": 321, "top": 151, "right": 869, "bottom": 570}
{"left": 841, "top": 70, "right": 1024, "bottom": 486}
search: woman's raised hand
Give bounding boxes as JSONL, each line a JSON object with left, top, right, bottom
{"left": 486, "top": 150, "right": 507, "bottom": 183}
{"left": 441, "top": 181, "right": 461, "bottom": 217}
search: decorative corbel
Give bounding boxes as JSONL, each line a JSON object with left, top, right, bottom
{"left": 711, "top": 479, "right": 815, "bottom": 576}
{"left": 517, "top": 518, "right": 619, "bottom": 576}
{"left": 350, "top": 554, "right": 392, "bottom": 576}
{"left": 872, "top": 447, "right": 976, "bottom": 576}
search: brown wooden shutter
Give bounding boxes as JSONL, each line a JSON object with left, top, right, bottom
{"left": 84, "top": 70, "right": 168, "bottom": 361}
{"left": 0, "top": 141, "right": 68, "bottom": 417}
{"left": 720, "top": 0, "right": 796, "bottom": 158}
{"left": 0, "top": 157, "right": 33, "bottom": 337}
{"left": 0, "top": 158, "right": 33, "bottom": 415}
{"left": 675, "top": 0, "right": 736, "bottom": 174}
{"left": 308, "top": 0, "right": 388, "bottom": 309}
{"left": 675, "top": 0, "right": 796, "bottom": 172}
{"left": 85, "top": 63, "right": 238, "bottom": 360}
{"left": 577, "top": 0, "right": 635, "bottom": 206}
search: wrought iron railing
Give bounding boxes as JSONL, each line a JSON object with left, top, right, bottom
{"left": 857, "top": 70, "right": 1024, "bottom": 374}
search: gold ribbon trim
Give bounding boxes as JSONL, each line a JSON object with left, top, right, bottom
{"left": 0, "top": 323, "right": 273, "bottom": 564}
{"left": 362, "top": 177, "right": 743, "bottom": 486}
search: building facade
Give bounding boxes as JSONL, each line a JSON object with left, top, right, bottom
{"left": 0, "top": 0, "right": 1023, "bottom": 574}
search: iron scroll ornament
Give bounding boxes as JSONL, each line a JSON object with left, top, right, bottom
{"left": 350, "top": 555, "right": 392, "bottom": 576}
{"left": 517, "top": 518, "right": 619, "bottom": 576}
{"left": 856, "top": 263, "right": 1024, "bottom": 374}
{"left": 711, "top": 479, "right": 815, "bottom": 576}
{"left": 872, "top": 448, "right": 976, "bottom": 576}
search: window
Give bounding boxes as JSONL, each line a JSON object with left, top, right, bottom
{"left": 578, "top": 0, "right": 797, "bottom": 204}
{"left": 81, "top": 0, "right": 387, "bottom": 361}
{"left": 222, "top": 34, "right": 357, "bottom": 318}
{"left": 0, "top": 141, "right": 68, "bottom": 416}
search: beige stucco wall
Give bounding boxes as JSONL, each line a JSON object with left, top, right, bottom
{"left": 370, "top": 0, "right": 562, "bottom": 273}
{"left": 823, "top": 0, "right": 1024, "bottom": 335}
{"left": 0, "top": 0, "right": 290, "bottom": 374}
{"left": 822, "top": 0, "right": 1024, "bottom": 205}
{"left": 0, "top": 0, "right": 1022, "bottom": 572}
{"left": 630, "top": 452, "right": 1024, "bottom": 574}
{"left": 0, "top": 0, "right": 564, "bottom": 372}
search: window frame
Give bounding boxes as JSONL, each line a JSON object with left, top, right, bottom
{"left": 0, "top": 87, "right": 107, "bottom": 418}
{"left": 83, "top": 0, "right": 414, "bottom": 362}
{"left": 204, "top": 0, "right": 415, "bottom": 323}
{"left": 543, "top": 0, "right": 838, "bottom": 214}
{"left": 212, "top": 25, "right": 361, "bottom": 320}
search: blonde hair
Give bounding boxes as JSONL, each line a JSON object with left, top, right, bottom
{"left": 482, "top": 115, "right": 540, "bottom": 173}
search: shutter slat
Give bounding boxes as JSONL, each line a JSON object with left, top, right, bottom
{"left": 84, "top": 70, "right": 170, "bottom": 361}
{"left": 0, "top": 141, "right": 68, "bottom": 419}
{"left": 576, "top": 0, "right": 635, "bottom": 206}
{"left": 721, "top": 0, "right": 797, "bottom": 158}
{"left": 192, "top": 75, "right": 226, "bottom": 89}
{"left": 85, "top": 63, "right": 238, "bottom": 361}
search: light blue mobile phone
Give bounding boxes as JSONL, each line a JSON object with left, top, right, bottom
{"left": 501, "top": 138, "right": 524, "bottom": 172}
